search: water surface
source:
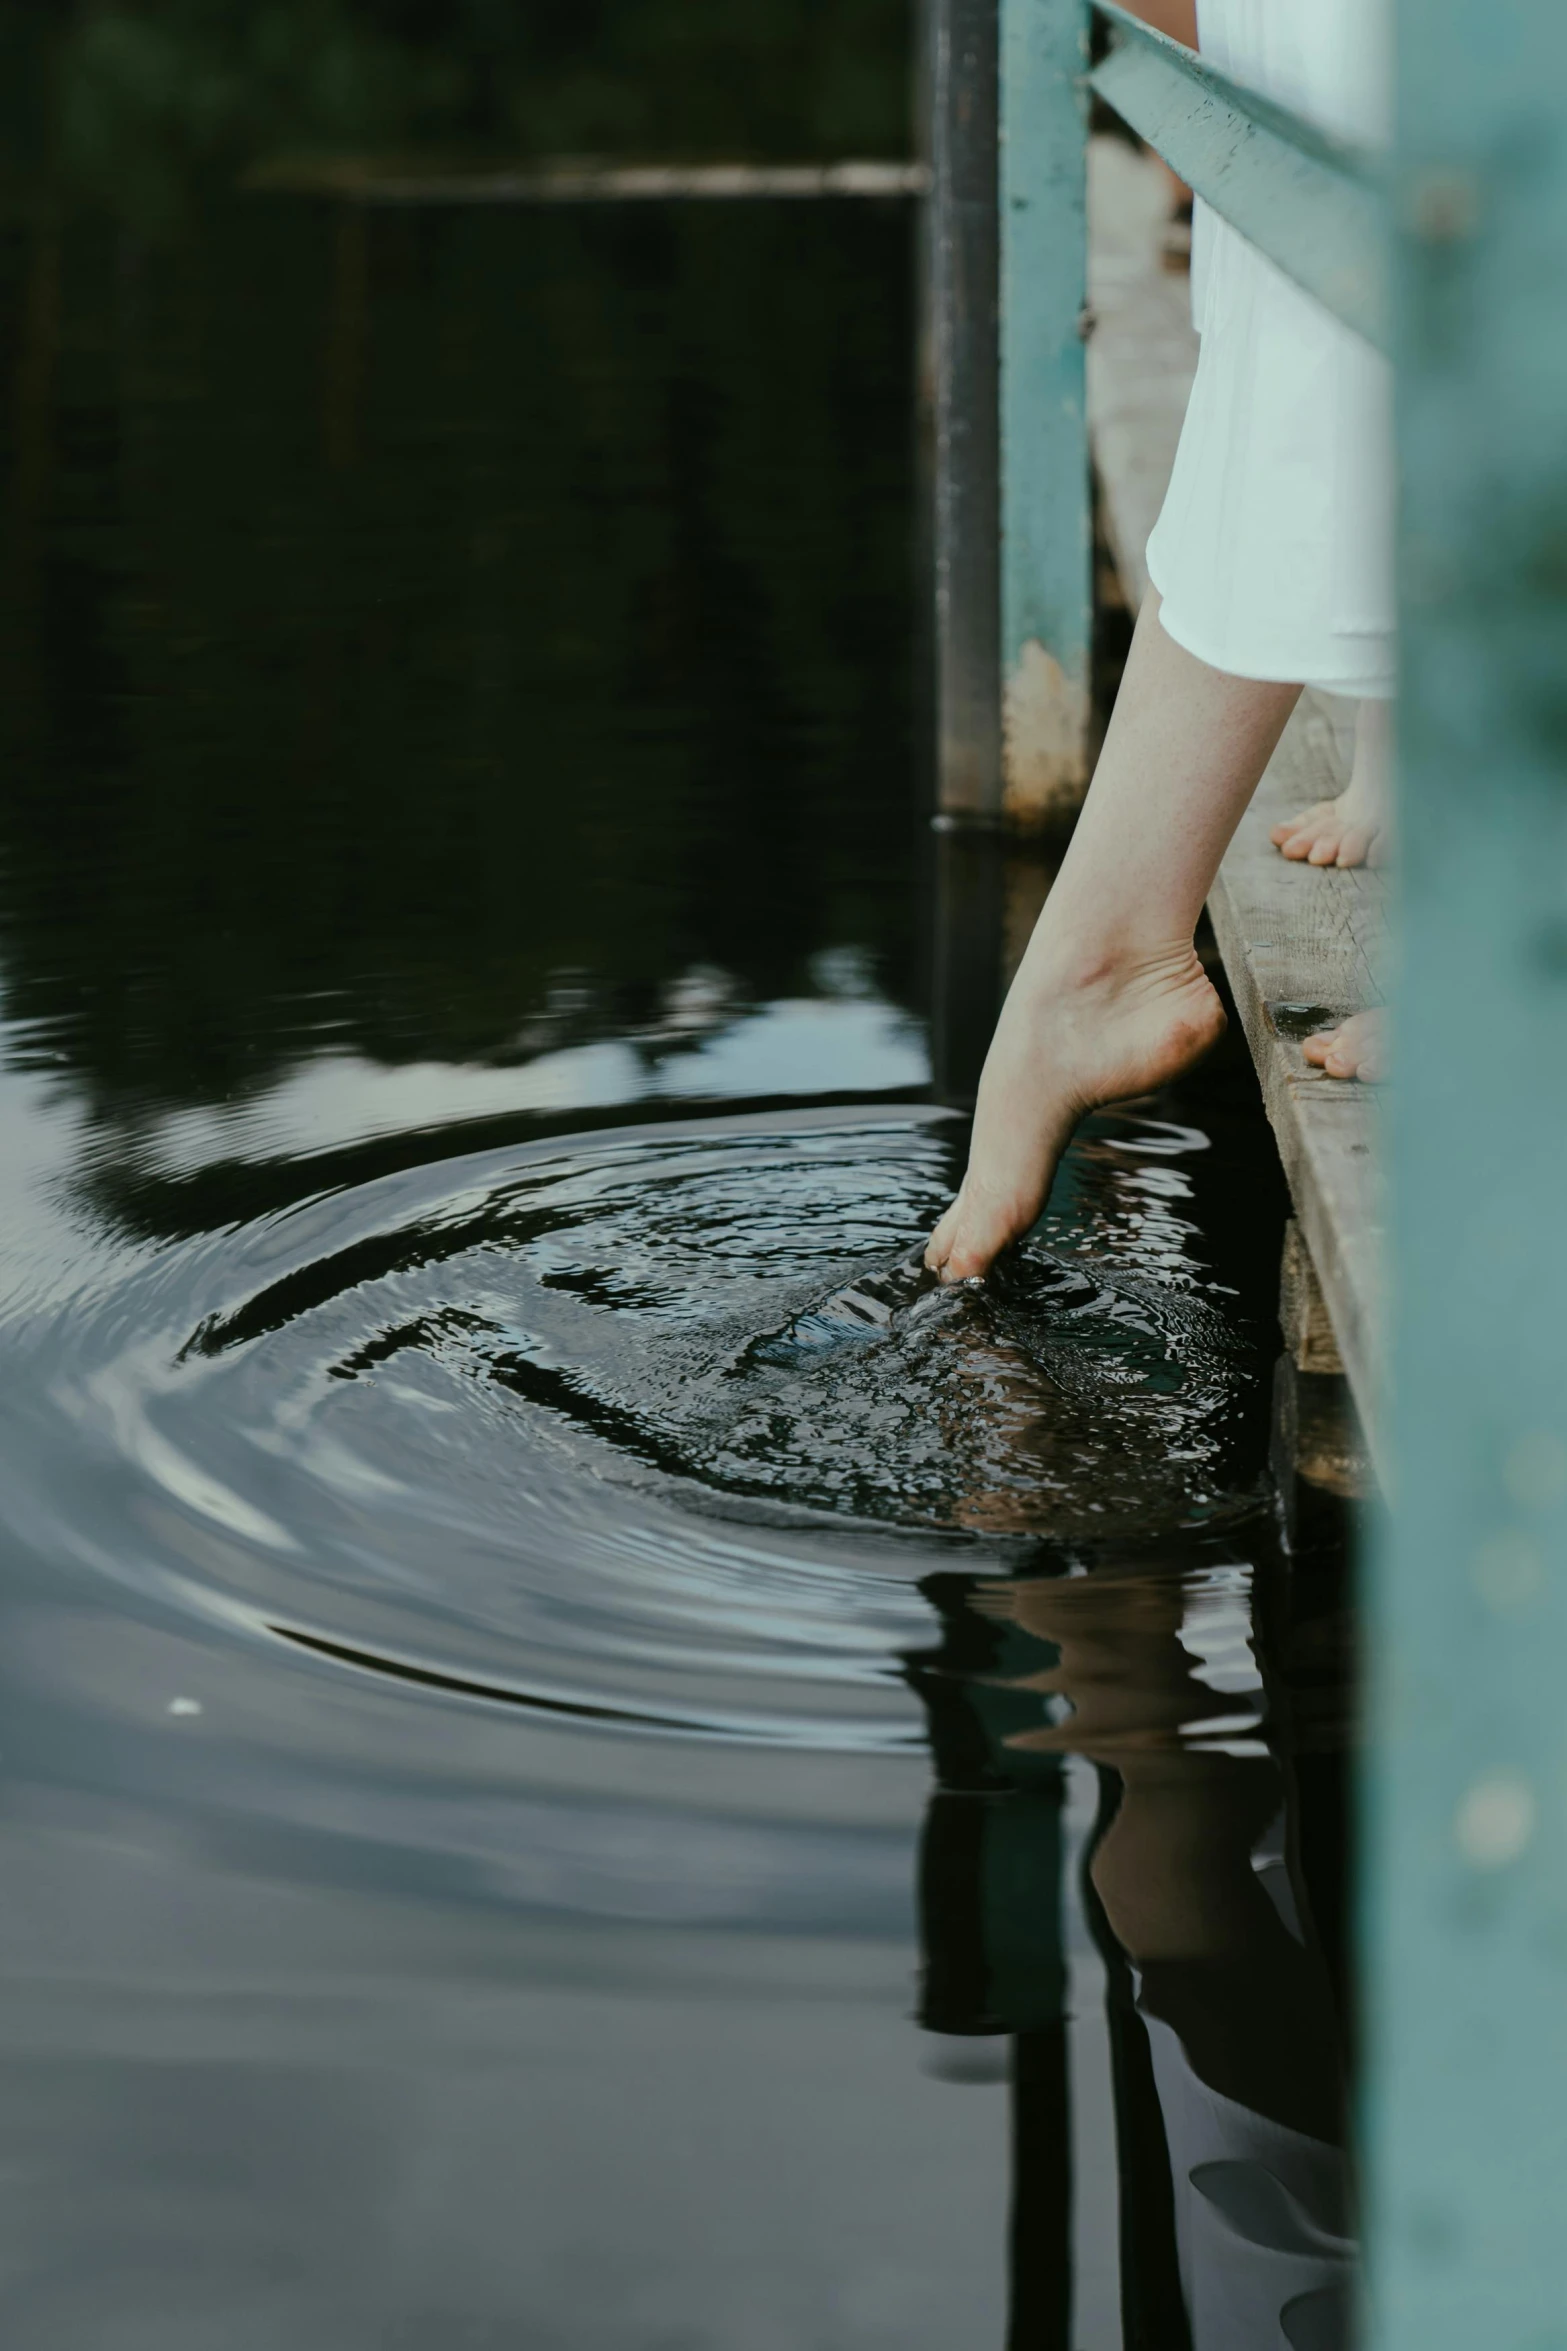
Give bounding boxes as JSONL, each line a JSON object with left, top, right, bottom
{"left": 0, "top": 189, "right": 1356, "bottom": 2348}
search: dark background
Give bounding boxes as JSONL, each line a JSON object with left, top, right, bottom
{"left": 0, "top": 2, "right": 923, "bottom": 1124}
{"left": 2, "top": 0, "right": 915, "bottom": 227}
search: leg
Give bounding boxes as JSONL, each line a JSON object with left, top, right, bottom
{"left": 1269, "top": 695, "right": 1391, "bottom": 869}
{"left": 926, "top": 596, "right": 1300, "bottom": 1281}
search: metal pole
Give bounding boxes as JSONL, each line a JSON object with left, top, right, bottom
{"left": 1000, "top": 0, "right": 1092, "bottom": 825}
{"left": 1369, "top": 3, "right": 1567, "bottom": 2341}
{"left": 930, "top": 0, "right": 1003, "bottom": 820}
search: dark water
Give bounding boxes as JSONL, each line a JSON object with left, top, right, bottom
{"left": 0, "top": 194, "right": 1356, "bottom": 2347}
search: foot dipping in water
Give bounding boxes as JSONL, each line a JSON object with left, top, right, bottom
{"left": 928, "top": 0, "right": 1393, "bottom": 1281}
{"left": 926, "top": 598, "right": 1295, "bottom": 1283}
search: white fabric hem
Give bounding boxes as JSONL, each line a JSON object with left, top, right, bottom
{"left": 1146, "top": 542, "right": 1396, "bottom": 701}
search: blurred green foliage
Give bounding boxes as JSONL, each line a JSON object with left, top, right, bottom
{"left": 1, "top": 0, "right": 913, "bottom": 225}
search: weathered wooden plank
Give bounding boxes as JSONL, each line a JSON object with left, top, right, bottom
{"left": 1086, "top": 138, "right": 1387, "bottom": 1471}
{"left": 1206, "top": 723, "right": 1388, "bottom": 1467}
{"left": 1280, "top": 1216, "right": 1345, "bottom": 1375}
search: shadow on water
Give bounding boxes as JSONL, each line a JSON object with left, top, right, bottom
{"left": 0, "top": 186, "right": 1359, "bottom": 2347}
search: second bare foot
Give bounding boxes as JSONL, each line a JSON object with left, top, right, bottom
{"left": 924, "top": 945, "right": 1227, "bottom": 1282}
{"left": 1303, "top": 1008, "right": 1386, "bottom": 1082}
{"left": 1270, "top": 698, "right": 1392, "bottom": 871}
{"left": 1270, "top": 789, "right": 1384, "bottom": 870}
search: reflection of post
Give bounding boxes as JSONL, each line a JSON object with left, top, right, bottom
{"left": 1009, "top": 2030, "right": 1073, "bottom": 2351}
{"left": 1082, "top": 1771, "right": 1195, "bottom": 2351}
{"left": 906, "top": 1582, "right": 1073, "bottom": 2345}
{"left": 930, "top": 824, "right": 1007, "bottom": 1104}
{"left": 324, "top": 203, "right": 370, "bottom": 473}
{"left": 7, "top": 222, "right": 58, "bottom": 538}
{"left": 930, "top": 822, "right": 1065, "bottom": 1108}
{"left": 928, "top": 0, "right": 1002, "bottom": 820}
{"left": 2, "top": 220, "right": 60, "bottom": 724}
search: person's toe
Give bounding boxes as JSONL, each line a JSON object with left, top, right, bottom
{"left": 926, "top": 1183, "right": 1024, "bottom": 1282}
{"left": 923, "top": 1201, "right": 960, "bottom": 1274}
{"left": 1307, "top": 832, "right": 1343, "bottom": 866}
{"left": 1302, "top": 1027, "right": 1340, "bottom": 1068}
{"left": 1334, "top": 826, "right": 1373, "bottom": 868}
{"left": 936, "top": 1204, "right": 1005, "bottom": 1283}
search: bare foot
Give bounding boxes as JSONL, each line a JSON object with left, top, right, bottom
{"left": 1302, "top": 1008, "right": 1385, "bottom": 1082}
{"left": 924, "top": 945, "right": 1226, "bottom": 1281}
{"left": 1270, "top": 697, "right": 1392, "bottom": 870}
{"left": 1270, "top": 783, "right": 1383, "bottom": 869}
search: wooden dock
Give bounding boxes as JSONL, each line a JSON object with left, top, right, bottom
{"left": 1087, "top": 139, "right": 1387, "bottom": 1476}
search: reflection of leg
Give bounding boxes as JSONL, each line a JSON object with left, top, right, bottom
{"left": 927, "top": 598, "right": 1299, "bottom": 1281}
{"left": 1093, "top": 1756, "right": 1343, "bottom": 2145}
{"left": 983, "top": 1573, "right": 1345, "bottom": 2143}
{"left": 1091, "top": 1755, "right": 1280, "bottom": 1963}
{"left": 1009, "top": 2030, "right": 1073, "bottom": 2351}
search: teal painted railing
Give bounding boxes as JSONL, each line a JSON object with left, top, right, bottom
{"left": 1089, "top": 1, "right": 1385, "bottom": 348}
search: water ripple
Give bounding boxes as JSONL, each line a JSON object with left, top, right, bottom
{"left": 11, "top": 1106, "right": 1274, "bottom": 1749}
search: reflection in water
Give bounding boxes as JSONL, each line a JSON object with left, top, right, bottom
{"left": 910, "top": 1558, "right": 1356, "bottom": 2348}
{"left": 0, "top": 182, "right": 1359, "bottom": 2346}
{"left": 7, "top": 1105, "right": 1275, "bottom": 1727}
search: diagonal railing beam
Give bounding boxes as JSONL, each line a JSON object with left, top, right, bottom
{"left": 1089, "top": 0, "right": 1387, "bottom": 350}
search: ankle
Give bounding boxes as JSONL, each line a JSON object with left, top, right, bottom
{"left": 1022, "top": 929, "right": 1205, "bottom": 1003}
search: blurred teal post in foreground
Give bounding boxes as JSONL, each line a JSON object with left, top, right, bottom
{"left": 1370, "top": 0, "right": 1567, "bottom": 2340}
{"left": 999, "top": 0, "right": 1092, "bottom": 826}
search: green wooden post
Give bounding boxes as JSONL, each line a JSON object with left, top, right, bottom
{"left": 1000, "top": 0, "right": 1092, "bottom": 826}
{"left": 930, "top": 0, "right": 1003, "bottom": 821}
{"left": 1369, "top": 3, "right": 1567, "bottom": 2342}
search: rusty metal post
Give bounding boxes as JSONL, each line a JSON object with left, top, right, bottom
{"left": 1000, "top": 0, "right": 1093, "bottom": 826}
{"left": 930, "top": 0, "right": 1003, "bottom": 821}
